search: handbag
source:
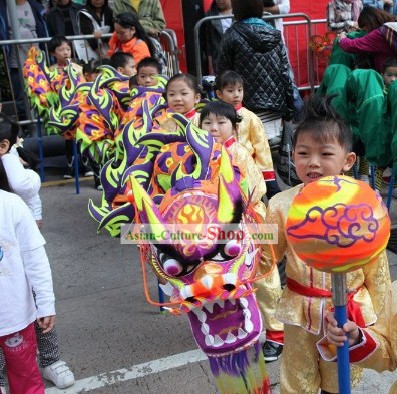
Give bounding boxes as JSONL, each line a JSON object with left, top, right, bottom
{"left": 276, "top": 121, "right": 301, "bottom": 186}
{"left": 75, "top": 10, "right": 110, "bottom": 61}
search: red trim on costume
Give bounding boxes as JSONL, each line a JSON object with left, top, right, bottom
{"left": 184, "top": 108, "right": 197, "bottom": 119}
{"left": 234, "top": 103, "right": 243, "bottom": 111}
{"left": 266, "top": 330, "right": 284, "bottom": 345}
{"left": 224, "top": 136, "right": 236, "bottom": 148}
{"left": 349, "top": 330, "right": 377, "bottom": 362}
{"left": 287, "top": 278, "right": 366, "bottom": 328}
{"left": 262, "top": 170, "right": 276, "bottom": 181}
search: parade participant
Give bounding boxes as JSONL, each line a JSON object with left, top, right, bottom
{"left": 48, "top": 36, "right": 92, "bottom": 180}
{"left": 215, "top": 70, "right": 281, "bottom": 199}
{"left": 262, "top": 95, "right": 391, "bottom": 393}
{"left": 109, "top": 51, "right": 137, "bottom": 76}
{"left": 164, "top": 73, "right": 201, "bottom": 124}
{"left": 199, "top": 100, "right": 267, "bottom": 213}
{"left": 136, "top": 57, "right": 162, "bottom": 87}
{"left": 322, "top": 281, "right": 397, "bottom": 394}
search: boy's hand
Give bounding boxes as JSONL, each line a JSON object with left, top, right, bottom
{"left": 326, "top": 312, "right": 360, "bottom": 347}
{"left": 37, "top": 315, "right": 55, "bottom": 333}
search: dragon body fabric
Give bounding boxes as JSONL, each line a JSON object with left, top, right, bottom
{"left": 23, "top": 54, "right": 270, "bottom": 393}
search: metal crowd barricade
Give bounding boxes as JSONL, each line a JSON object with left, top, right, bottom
{"left": 159, "top": 28, "right": 180, "bottom": 76}
{"left": 194, "top": 13, "right": 317, "bottom": 93}
{"left": 283, "top": 18, "right": 328, "bottom": 90}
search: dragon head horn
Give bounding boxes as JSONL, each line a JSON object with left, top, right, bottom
{"left": 129, "top": 175, "right": 168, "bottom": 237}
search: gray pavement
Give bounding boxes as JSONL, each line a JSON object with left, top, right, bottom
{"left": 7, "top": 175, "right": 397, "bottom": 393}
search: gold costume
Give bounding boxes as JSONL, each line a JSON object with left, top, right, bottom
{"left": 227, "top": 138, "right": 283, "bottom": 335}
{"left": 227, "top": 138, "right": 267, "bottom": 218}
{"left": 319, "top": 281, "right": 397, "bottom": 394}
{"left": 263, "top": 184, "right": 391, "bottom": 394}
{"left": 237, "top": 107, "right": 275, "bottom": 181}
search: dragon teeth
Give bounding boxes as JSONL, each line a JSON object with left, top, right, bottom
{"left": 205, "top": 335, "right": 214, "bottom": 346}
{"left": 213, "top": 335, "right": 223, "bottom": 347}
{"left": 237, "top": 328, "right": 248, "bottom": 339}
{"left": 244, "top": 319, "right": 254, "bottom": 333}
{"left": 225, "top": 332, "right": 237, "bottom": 344}
{"left": 239, "top": 297, "right": 249, "bottom": 309}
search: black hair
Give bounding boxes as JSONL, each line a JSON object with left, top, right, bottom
{"left": 129, "top": 74, "right": 138, "bottom": 89}
{"left": 0, "top": 113, "right": 40, "bottom": 168}
{"left": 109, "top": 51, "right": 134, "bottom": 70}
{"left": 48, "top": 35, "right": 72, "bottom": 54}
{"left": 383, "top": 57, "right": 397, "bottom": 73}
{"left": 166, "top": 73, "right": 202, "bottom": 95}
{"left": 113, "top": 12, "right": 155, "bottom": 57}
{"left": 0, "top": 113, "right": 19, "bottom": 149}
{"left": 85, "top": 0, "right": 109, "bottom": 10}
{"left": 199, "top": 101, "right": 242, "bottom": 129}
{"left": 137, "top": 57, "right": 162, "bottom": 74}
{"left": 231, "top": 0, "right": 264, "bottom": 21}
{"left": 0, "top": 160, "right": 11, "bottom": 192}
{"left": 81, "top": 58, "right": 102, "bottom": 75}
{"left": 293, "top": 95, "right": 353, "bottom": 152}
{"left": 215, "top": 70, "right": 244, "bottom": 91}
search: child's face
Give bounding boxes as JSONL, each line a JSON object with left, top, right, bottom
{"left": 292, "top": 133, "right": 356, "bottom": 186}
{"left": 53, "top": 42, "right": 72, "bottom": 64}
{"left": 216, "top": 83, "right": 244, "bottom": 107}
{"left": 137, "top": 65, "right": 158, "bottom": 87}
{"left": 201, "top": 113, "right": 234, "bottom": 143}
{"left": 383, "top": 66, "right": 397, "bottom": 87}
{"left": 166, "top": 79, "right": 200, "bottom": 114}
{"left": 118, "top": 58, "right": 137, "bottom": 77}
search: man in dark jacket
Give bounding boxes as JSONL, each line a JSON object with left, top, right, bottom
{"left": 47, "top": 0, "right": 82, "bottom": 37}
{"left": 217, "top": 0, "right": 294, "bottom": 120}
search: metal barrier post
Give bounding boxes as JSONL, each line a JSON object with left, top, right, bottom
{"left": 72, "top": 140, "right": 80, "bottom": 195}
{"left": 36, "top": 117, "right": 45, "bottom": 182}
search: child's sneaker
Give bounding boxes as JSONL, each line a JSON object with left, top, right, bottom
{"left": 64, "top": 159, "right": 74, "bottom": 179}
{"left": 262, "top": 340, "right": 283, "bottom": 362}
{"left": 42, "top": 360, "right": 75, "bottom": 389}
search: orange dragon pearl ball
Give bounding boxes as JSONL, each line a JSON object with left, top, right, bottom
{"left": 285, "top": 175, "right": 390, "bottom": 273}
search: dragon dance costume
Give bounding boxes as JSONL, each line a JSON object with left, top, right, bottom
{"left": 24, "top": 50, "right": 274, "bottom": 393}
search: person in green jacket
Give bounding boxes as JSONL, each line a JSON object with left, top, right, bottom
{"left": 112, "top": 0, "right": 165, "bottom": 35}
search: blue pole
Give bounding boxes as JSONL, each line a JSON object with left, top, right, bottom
{"left": 157, "top": 281, "right": 165, "bottom": 313}
{"left": 72, "top": 140, "right": 80, "bottom": 194}
{"left": 386, "top": 168, "right": 395, "bottom": 212}
{"left": 369, "top": 164, "right": 376, "bottom": 190}
{"left": 331, "top": 273, "right": 351, "bottom": 394}
{"left": 36, "top": 117, "right": 45, "bottom": 182}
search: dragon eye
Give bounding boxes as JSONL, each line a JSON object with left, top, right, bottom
{"left": 224, "top": 239, "right": 241, "bottom": 257}
{"left": 163, "top": 258, "right": 183, "bottom": 276}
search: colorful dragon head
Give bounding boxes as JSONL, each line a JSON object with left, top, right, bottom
{"left": 130, "top": 147, "right": 263, "bottom": 357}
